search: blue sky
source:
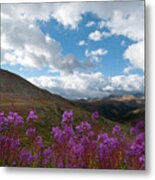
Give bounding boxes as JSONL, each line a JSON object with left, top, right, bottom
{"left": 38, "top": 13, "right": 138, "bottom": 76}
{"left": 1, "top": 1, "right": 144, "bottom": 99}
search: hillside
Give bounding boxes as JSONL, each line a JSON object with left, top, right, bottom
{"left": 0, "top": 69, "right": 145, "bottom": 124}
{"left": 0, "top": 69, "right": 67, "bottom": 100}
{"left": 74, "top": 95, "right": 145, "bottom": 122}
{"left": 0, "top": 69, "right": 91, "bottom": 125}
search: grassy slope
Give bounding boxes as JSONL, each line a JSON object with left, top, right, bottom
{"left": 0, "top": 69, "right": 144, "bottom": 145}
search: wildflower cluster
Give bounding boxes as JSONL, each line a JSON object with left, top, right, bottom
{"left": 0, "top": 110, "right": 145, "bottom": 169}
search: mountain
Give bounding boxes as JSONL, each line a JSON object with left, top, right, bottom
{"left": 0, "top": 69, "right": 145, "bottom": 124}
{"left": 0, "top": 69, "right": 91, "bottom": 125}
{"left": 0, "top": 69, "right": 66, "bottom": 100}
{"left": 74, "top": 95, "right": 145, "bottom": 122}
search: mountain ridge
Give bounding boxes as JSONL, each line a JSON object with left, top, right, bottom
{"left": 0, "top": 69, "right": 145, "bottom": 123}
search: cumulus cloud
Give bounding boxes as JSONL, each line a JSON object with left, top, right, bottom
{"left": 50, "top": 1, "right": 144, "bottom": 39}
{"left": 89, "top": 30, "right": 111, "bottom": 41}
{"left": 107, "top": 10, "right": 144, "bottom": 41}
{"left": 89, "top": 30, "right": 102, "bottom": 41}
{"left": 2, "top": 2, "right": 144, "bottom": 70}
{"left": 1, "top": 3, "right": 84, "bottom": 73}
{"left": 123, "top": 66, "right": 133, "bottom": 74}
{"left": 85, "top": 48, "right": 108, "bottom": 62}
{"left": 50, "top": 1, "right": 144, "bottom": 73}
{"left": 72, "top": 2, "right": 144, "bottom": 74}
{"left": 78, "top": 40, "right": 87, "bottom": 46}
{"left": 110, "top": 74, "right": 144, "bottom": 93}
{"left": 51, "top": 3, "right": 85, "bottom": 29}
{"left": 28, "top": 72, "right": 144, "bottom": 99}
{"left": 123, "top": 41, "right": 144, "bottom": 72}
{"left": 3, "top": 1, "right": 143, "bottom": 40}
{"left": 1, "top": 2, "right": 144, "bottom": 99}
{"left": 86, "top": 21, "right": 96, "bottom": 28}
{"left": 98, "top": 20, "right": 107, "bottom": 29}
{"left": 85, "top": 48, "right": 108, "bottom": 57}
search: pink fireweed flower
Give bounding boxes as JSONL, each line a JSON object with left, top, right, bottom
{"left": 97, "top": 133, "right": 108, "bottom": 142}
{"left": 62, "top": 125, "right": 74, "bottom": 138}
{"left": 112, "top": 124, "right": 121, "bottom": 136}
{"left": 62, "top": 110, "right": 73, "bottom": 125}
{"left": 0, "top": 112, "right": 9, "bottom": 128}
{"left": 0, "top": 112, "right": 4, "bottom": 117}
{"left": 88, "top": 130, "right": 95, "bottom": 138}
{"left": 7, "top": 115, "right": 14, "bottom": 123}
{"left": 14, "top": 116, "right": 24, "bottom": 127}
{"left": 27, "top": 111, "right": 38, "bottom": 122}
{"left": 51, "top": 126, "right": 63, "bottom": 142}
{"left": 130, "top": 127, "right": 139, "bottom": 136}
{"left": 35, "top": 136, "right": 44, "bottom": 148}
{"left": 26, "top": 127, "right": 36, "bottom": 137}
{"left": 131, "top": 132, "right": 145, "bottom": 160}
{"left": 91, "top": 111, "right": 99, "bottom": 120}
{"left": 139, "top": 155, "right": 145, "bottom": 169}
{"left": 20, "top": 149, "right": 36, "bottom": 166}
{"left": 43, "top": 147, "right": 52, "bottom": 165}
{"left": 136, "top": 120, "right": 145, "bottom": 131}
{"left": 76, "top": 121, "right": 91, "bottom": 133}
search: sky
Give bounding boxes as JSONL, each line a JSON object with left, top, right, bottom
{"left": 1, "top": 0, "right": 145, "bottom": 99}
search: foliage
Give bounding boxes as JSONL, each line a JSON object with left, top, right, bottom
{"left": 0, "top": 111, "right": 145, "bottom": 169}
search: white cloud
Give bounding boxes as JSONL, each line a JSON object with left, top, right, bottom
{"left": 78, "top": 40, "right": 87, "bottom": 46}
{"left": 107, "top": 10, "right": 144, "bottom": 41}
{"left": 85, "top": 48, "right": 108, "bottom": 57}
{"left": 45, "top": 35, "right": 54, "bottom": 44}
{"left": 98, "top": 20, "right": 107, "bottom": 29}
{"left": 111, "top": 74, "right": 144, "bottom": 93}
{"left": 124, "top": 41, "right": 144, "bottom": 72}
{"left": 3, "top": 1, "right": 143, "bottom": 41}
{"left": 89, "top": 30, "right": 102, "bottom": 41}
{"left": 123, "top": 66, "right": 133, "bottom": 74}
{"left": 28, "top": 72, "right": 144, "bottom": 99}
{"left": 85, "top": 48, "right": 108, "bottom": 62}
{"left": 89, "top": 30, "right": 111, "bottom": 41}
{"left": 86, "top": 21, "right": 96, "bottom": 27}
{"left": 1, "top": 2, "right": 144, "bottom": 99}
{"left": 51, "top": 3, "right": 85, "bottom": 29}
{"left": 102, "top": 31, "right": 111, "bottom": 38}
{"left": 1, "top": 3, "right": 84, "bottom": 73}
{"left": 48, "top": 1, "right": 144, "bottom": 41}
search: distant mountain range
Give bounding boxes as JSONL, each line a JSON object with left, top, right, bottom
{"left": 0, "top": 69, "right": 145, "bottom": 123}
{"left": 74, "top": 95, "right": 144, "bottom": 122}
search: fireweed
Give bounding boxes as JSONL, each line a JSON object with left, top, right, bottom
{"left": 0, "top": 110, "right": 145, "bottom": 169}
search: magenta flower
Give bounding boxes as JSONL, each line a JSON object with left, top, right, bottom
{"left": 62, "top": 110, "right": 73, "bottom": 125}
{"left": 130, "top": 127, "right": 139, "bottom": 136}
{"left": 0, "top": 110, "right": 145, "bottom": 169}
{"left": 130, "top": 132, "right": 145, "bottom": 167}
{"left": 112, "top": 124, "right": 121, "bottom": 136}
{"left": 91, "top": 111, "right": 99, "bottom": 120}
{"left": 76, "top": 121, "right": 91, "bottom": 133}
{"left": 35, "top": 136, "right": 44, "bottom": 148}
{"left": 7, "top": 115, "right": 14, "bottom": 123}
{"left": 27, "top": 111, "right": 38, "bottom": 122}
{"left": 51, "top": 126, "right": 63, "bottom": 142}
{"left": 14, "top": 116, "right": 24, "bottom": 127}
{"left": 43, "top": 147, "right": 52, "bottom": 165}
{"left": 20, "top": 149, "right": 36, "bottom": 166}
{"left": 88, "top": 130, "right": 94, "bottom": 138}
{"left": 136, "top": 121, "right": 145, "bottom": 130}
{"left": 97, "top": 133, "right": 108, "bottom": 142}
{"left": 0, "top": 112, "right": 9, "bottom": 127}
{"left": 26, "top": 127, "right": 36, "bottom": 137}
